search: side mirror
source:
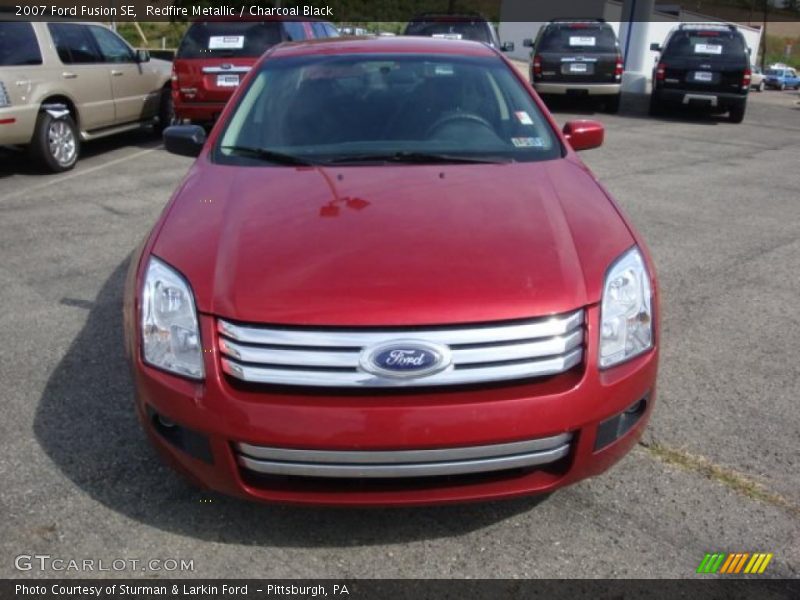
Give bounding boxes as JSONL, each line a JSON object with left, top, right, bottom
{"left": 501, "top": 41, "right": 515, "bottom": 52}
{"left": 164, "top": 125, "right": 206, "bottom": 158}
{"left": 523, "top": 38, "right": 534, "bottom": 48}
{"left": 562, "top": 120, "right": 604, "bottom": 151}
{"left": 136, "top": 49, "right": 151, "bottom": 63}
{"left": 649, "top": 43, "right": 661, "bottom": 52}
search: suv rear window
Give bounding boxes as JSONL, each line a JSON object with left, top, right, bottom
{"left": 177, "top": 21, "right": 287, "bottom": 59}
{"left": 0, "top": 22, "right": 42, "bottom": 66}
{"left": 404, "top": 21, "right": 492, "bottom": 44}
{"left": 663, "top": 31, "right": 746, "bottom": 58}
{"left": 539, "top": 25, "right": 618, "bottom": 53}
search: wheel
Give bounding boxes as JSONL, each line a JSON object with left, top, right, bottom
{"left": 757, "top": 80, "right": 765, "bottom": 92}
{"left": 155, "top": 87, "right": 176, "bottom": 134}
{"left": 605, "top": 93, "right": 621, "bottom": 114}
{"left": 30, "top": 110, "right": 79, "bottom": 172}
{"left": 648, "top": 93, "right": 664, "bottom": 117}
{"left": 729, "top": 103, "right": 746, "bottom": 123}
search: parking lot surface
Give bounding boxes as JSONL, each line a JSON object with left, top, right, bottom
{"left": 1, "top": 90, "right": 798, "bottom": 578}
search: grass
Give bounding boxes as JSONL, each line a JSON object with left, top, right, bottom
{"left": 641, "top": 441, "right": 800, "bottom": 517}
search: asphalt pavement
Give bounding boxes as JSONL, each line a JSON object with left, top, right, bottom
{"left": 1, "top": 89, "right": 798, "bottom": 579}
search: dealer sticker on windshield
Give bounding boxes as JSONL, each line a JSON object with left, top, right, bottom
{"left": 209, "top": 36, "right": 245, "bottom": 50}
{"left": 432, "top": 33, "right": 463, "bottom": 40}
{"left": 511, "top": 137, "right": 544, "bottom": 148}
{"left": 694, "top": 43, "right": 722, "bottom": 54}
{"left": 514, "top": 111, "right": 534, "bottom": 125}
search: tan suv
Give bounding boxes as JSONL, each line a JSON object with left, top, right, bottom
{"left": 0, "top": 21, "right": 172, "bottom": 172}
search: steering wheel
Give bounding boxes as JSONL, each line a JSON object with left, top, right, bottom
{"left": 426, "top": 112, "right": 496, "bottom": 138}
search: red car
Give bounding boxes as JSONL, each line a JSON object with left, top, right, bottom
{"left": 125, "top": 37, "right": 659, "bottom": 506}
{"left": 171, "top": 19, "right": 338, "bottom": 124}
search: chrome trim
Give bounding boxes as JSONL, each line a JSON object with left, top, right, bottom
{"left": 218, "top": 310, "right": 584, "bottom": 387}
{"left": 221, "top": 348, "right": 582, "bottom": 388}
{"left": 683, "top": 93, "right": 718, "bottom": 107}
{"left": 235, "top": 434, "right": 572, "bottom": 478}
{"left": 202, "top": 66, "right": 251, "bottom": 74}
{"left": 218, "top": 310, "right": 583, "bottom": 347}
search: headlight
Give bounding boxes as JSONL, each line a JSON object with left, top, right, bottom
{"left": 140, "top": 257, "right": 204, "bottom": 379}
{"left": 599, "top": 247, "right": 653, "bottom": 368}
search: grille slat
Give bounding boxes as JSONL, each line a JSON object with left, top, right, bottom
{"left": 218, "top": 309, "right": 584, "bottom": 388}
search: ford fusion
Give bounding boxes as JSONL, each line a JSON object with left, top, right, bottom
{"left": 124, "top": 37, "right": 659, "bottom": 506}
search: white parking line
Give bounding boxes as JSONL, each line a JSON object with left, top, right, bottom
{"left": 1, "top": 146, "right": 163, "bottom": 202}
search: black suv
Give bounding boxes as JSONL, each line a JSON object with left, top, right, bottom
{"left": 523, "top": 19, "right": 623, "bottom": 113}
{"left": 403, "top": 14, "right": 514, "bottom": 51}
{"left": 649, "top": 24, "right": 751, "bottom": 123}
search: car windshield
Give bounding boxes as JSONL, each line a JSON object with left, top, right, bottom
{"left": 539, "top": 25, "right": 618, "bottom": 53}
{"left": 663, "top": 31, "right": 746, "bottom": 58}
{"left": 176, "top": 21, "right": 285, "bottom": 59}
{"left": 217, "top": 53, "right": 560, "bottom": 166}
{"left": 403, "top": 21, "right": 492, "bottom": 43}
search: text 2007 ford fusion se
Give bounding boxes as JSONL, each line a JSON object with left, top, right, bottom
{"left": 123, "top": 37, "right": 659, "bottom": 506}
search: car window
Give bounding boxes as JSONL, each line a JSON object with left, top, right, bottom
{"left": 663, "top": 31, "right": 746, "bottom": 58}
{"left": 283, "top": 22, "right": 309, "bottom": 42}
{"left": 0, "top": 22, "right": 43, "bottom": 66}
{"left": 176, "top": 21, "right": 284, "bottom": 59}
{"left": 403, "top": 21, "right": 492, "bottom": 44}
{"left": 48, "top": 23, "right": 102, "bottom": 64}
{"left": 324, "top": 23, "right": 340, "bottom": 37}
{"left": 538, "top": 25, "right": 618, "bottom": 53}
{"left": 217, "top": 54, "right": 560, "bottom": 165}
{"left": 88, "top": 26, "right": 135, "bottom": 63}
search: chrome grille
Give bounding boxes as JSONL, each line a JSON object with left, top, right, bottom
{"left": 235, "top": 433, "right": 573, "bottom": 478}
{"left": 218, "top": 309, "right": 584, "bottom": 388}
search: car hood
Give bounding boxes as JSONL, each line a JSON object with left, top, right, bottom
{"left": 152, "top": 158, "right": 634, "bottom": 326}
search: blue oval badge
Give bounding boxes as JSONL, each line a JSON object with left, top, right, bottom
{"left": 360, "top": 341, "right": 451, "bottom": 379}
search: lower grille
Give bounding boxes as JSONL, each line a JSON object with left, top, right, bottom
{"left": 234, "top": 434, "right": 572, "bottom": 479}
{"left": 218, "top": 309, "right": 584, "bottom": 388}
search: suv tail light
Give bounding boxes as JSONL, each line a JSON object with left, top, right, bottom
{"left": 742, "top": 68, "right": 751, "bottom": 90}
{"left": 533, "top": 54, "right": 542, "bottom": 80}
{"left": 615, "top": 54, "right": 624, "bottom": 81}
{"left": 0, "top": 80, "right": 10, "bottom": 108}
{"left": 655, "top": 62, "right": 666, "bottom": 83}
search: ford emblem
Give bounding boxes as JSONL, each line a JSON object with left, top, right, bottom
{"left": 360, "top": 340, "right": 451, "bottom": 379}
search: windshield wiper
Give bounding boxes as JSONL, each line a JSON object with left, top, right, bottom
{"left": 325, "top": 151, "right": 512, "bottom": 165}
{"left": 221, "top": 145, "right": 318, "bottom": 166}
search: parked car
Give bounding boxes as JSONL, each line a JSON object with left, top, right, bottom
{"left": 126, "top": 37, "right": 658, "bottom": 506}
{"left": 764, "top": 66, "right": 800, "bottom": 91}
{"left": 0, "top": 21, "right": 171, "bottom": 172}
{"left": 750, "top": 65, "right": 765, "bottom": 92}
{"left": 523, "top": 19, "right": 624, "bottom": 113}
{"left": 403, "top": 13, "right": 514, "bottom": 51}
{"left": 171, "top": 19, "right": 338, "bottom": 125}
{"left": 649, "top": 24, "right": 751, "bottom": 123}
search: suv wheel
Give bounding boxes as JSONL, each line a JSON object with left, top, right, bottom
{"left": 648, "top": 93, "right": 664, "bottom": 117}
{"left": 156, "top": 88, "right": 176, "bottom": 134}
{"left": 605, "top": 93, "right": 621, "bottom": 114}
{"left": 31, "top": 111, "right": 79, "bottom": 172}
{"left": 729, "top": 103, "right": 746, "bottom": 123}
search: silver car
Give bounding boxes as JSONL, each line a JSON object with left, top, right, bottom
{"left": 0, "top": 21, "right": 172, "bottom": 172}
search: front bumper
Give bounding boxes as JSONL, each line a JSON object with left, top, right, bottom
{"left": 129, "top": 305, "right": 658, "bottom": 506}
{"left": 534, "top": 82, "right": 621, "bottom": 96}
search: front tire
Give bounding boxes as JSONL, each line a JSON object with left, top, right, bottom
{"left": 30, "top": 111, "right": 79, "bottom": 173}
{"left": 729, "top": 103, "right": 746, "bottom": 123}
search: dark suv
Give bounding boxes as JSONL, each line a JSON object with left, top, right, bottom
{"left": 649, "top": 24, "right": 751, "bottom": 123}
{"left": 524, "top": 19, "right": 623, "bottom": 113}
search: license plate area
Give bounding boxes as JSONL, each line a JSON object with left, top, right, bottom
{"left": 217, "top": 74, "right": 240, "bottom": 88}
{"left": 562, "top": 63, "right": 594, "bottom": 75}
{"left": 692, "top": 71, "right": 714, "bottom": 83}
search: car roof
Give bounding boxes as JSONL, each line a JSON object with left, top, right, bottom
{"left": 267, "top": 35, "right": 499, "bottom": 58}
